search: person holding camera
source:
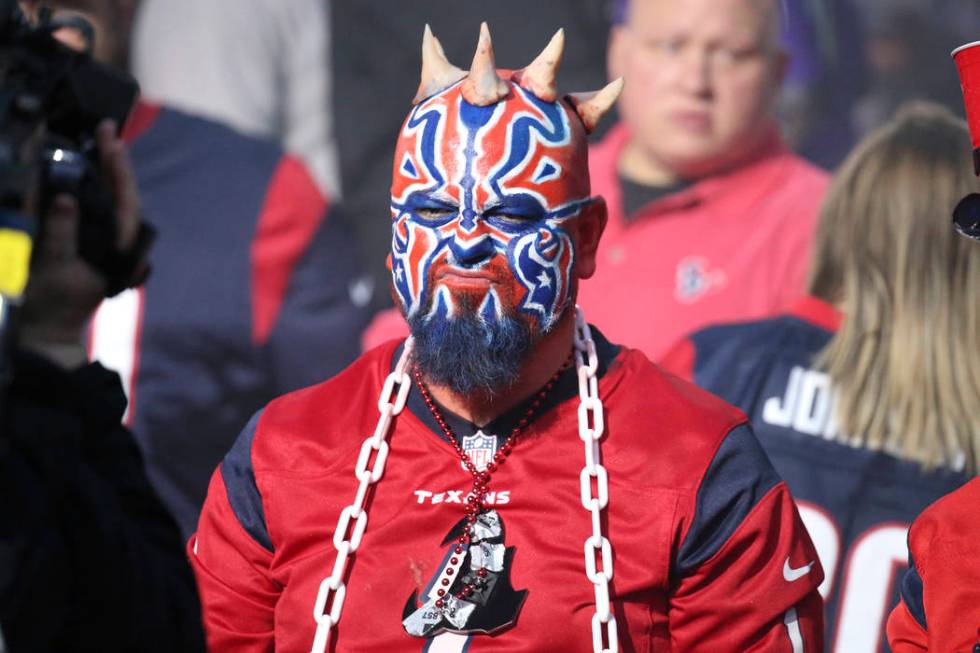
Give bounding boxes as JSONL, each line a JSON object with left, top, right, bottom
{"left": 0, "top": 120, "right": 205, "bottom": 652}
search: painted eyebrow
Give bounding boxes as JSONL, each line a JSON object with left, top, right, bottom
{"left": 405, "top": 192, "right": 458, "bottom": 209}
{"left": 483, "top": 195, "right": 546, "bottom": 218}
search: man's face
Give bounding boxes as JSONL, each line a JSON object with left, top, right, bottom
{"left": 389, "top": 79, "right": 592, "bottom": 335}
{"left": 610, "top": 0, "right": 785, "bottom": 178}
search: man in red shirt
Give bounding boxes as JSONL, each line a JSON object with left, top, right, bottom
{"left": 191, "top": 25, "right": 823, "bottom": 652}
{"left": 576, "top": 0, "right": 829, "bottom": 360}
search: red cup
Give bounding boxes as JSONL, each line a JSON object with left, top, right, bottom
{"left": 952, "top": 41, "right": 980, "bottom": 174}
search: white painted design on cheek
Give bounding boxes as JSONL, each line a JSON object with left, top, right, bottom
{"left": 476, "top": 288, "right": 504, "bottom": 325}
{"left": 425, "top": 285, "right": 456, "bottom": 322}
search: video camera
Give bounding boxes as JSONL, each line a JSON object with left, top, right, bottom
{"left": 0, "top": 0, "right": 152, "bottom": 296}
{"left": 0, "top": 0, "right": 154, "bottom": 411}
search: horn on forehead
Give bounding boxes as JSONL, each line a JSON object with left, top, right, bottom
{"left": 461, "top": 22, "right": 509, "bottom": 106}
{"left": 413, "top": 24, "right": 467, "bottom": 105}
{"left": 513, "top": 28, "right": 564, "bottom": 102}
{"left": 566, "top": 77, "right": 625, "bottom": 133}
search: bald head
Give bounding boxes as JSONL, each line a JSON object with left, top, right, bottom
{"left": 616, "top": 0, "right": 784, "bottom": 49}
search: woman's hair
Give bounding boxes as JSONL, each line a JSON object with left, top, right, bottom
{"left": 808, "top": 101, "right": 980, "bottom": 473}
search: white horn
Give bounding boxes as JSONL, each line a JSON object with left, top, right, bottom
{"left": 460, "top": 22, "right": 509, "bottom": 106}
{"left": 414, "top": 24, "right": 466, "bottom": 105}
{"left": 566, "top": 77, "right": 624, "bottom": 133}
{"left": 514, "top": 28, "right": 564, "bottom": 102}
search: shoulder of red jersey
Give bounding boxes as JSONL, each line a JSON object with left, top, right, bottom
{"left": 911, "top": 476, "right": 980, "bottom": 534}
{"left": 215, "top": 340, "right": 402, "bottom": 551}
{"left": 248, "top": 339, "right": 402, "bottom": 473}
{"left": 606, "top": 347, "right": 752, "bottom": 486}
{"left": 607, "top": 348, "right": 795, "bottom": 582}
{"left": 890, "top": 478, "right": 980, "bottom": 648}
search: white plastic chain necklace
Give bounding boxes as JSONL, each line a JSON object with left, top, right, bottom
{"left": 310, "top": 306, "right": 617, "bottom": 653}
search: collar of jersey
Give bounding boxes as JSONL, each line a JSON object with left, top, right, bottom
{"left": 788, "top": 295, "right": 842, "bottom": 332}
{"left": 391, "top": 325, "right": 621, "bottom": 446}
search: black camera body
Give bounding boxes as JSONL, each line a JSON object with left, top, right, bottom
{"left": 0, "top": 0, "right": 147, "bottom": 292}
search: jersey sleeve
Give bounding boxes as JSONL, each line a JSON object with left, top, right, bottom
{"left": 886, "top": 484, "right": 980, "bottom": 653}
{"left": 189, "top": 411, "right": 279, "bottom": 653}
{"left": 886, "top": 564, "right": 929, "bottom": 653}
{"left": 669, "top": 424, "right": 824, "bottom": 652}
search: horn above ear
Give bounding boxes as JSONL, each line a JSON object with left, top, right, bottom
{"left": 567, "top": 77, "right": 625, "bottom": 133}
{"left": 414, "top": 24, "right": 466, "bottom": 105}
{"left": 461, "top": 22, "right": 509, "bottom": 106}
{"left": 513, "top": 28, "right": 564, "bottom": 102}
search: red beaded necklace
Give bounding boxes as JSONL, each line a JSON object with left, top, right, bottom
{"left": 412, "top": 356, "right": 571, "bottom": 605}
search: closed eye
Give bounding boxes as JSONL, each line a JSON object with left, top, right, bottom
{"left": 483, "top": 194, "right": 545, "bottom": 228}
{"left": 485, "top": 210, "right": 536, "bottom": 225}
{"left": 414, "top": 206, "right": 456, "bottom": 221}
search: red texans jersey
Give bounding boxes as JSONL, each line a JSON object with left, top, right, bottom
{"left": 190, "top": 331, "right": 824, "bottom": 652}
{"left": 887, "top": 478, "right": 980, "bottom": 653}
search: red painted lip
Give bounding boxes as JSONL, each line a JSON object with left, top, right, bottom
{"left": 670, "top": 110, "right": 711, "bottom": 133}
{"left": 436, "top": 269, "right": 499, "bottom": 288}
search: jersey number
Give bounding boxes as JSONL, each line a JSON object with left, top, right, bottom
{"left": 797, "top": 502, "right": 908, "bottom": 652}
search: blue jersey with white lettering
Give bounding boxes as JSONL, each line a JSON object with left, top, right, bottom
{"left": 660, "top": 296, "right": 970, "bottom": 653}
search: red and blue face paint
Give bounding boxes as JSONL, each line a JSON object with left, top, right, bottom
{"left": 390, "top": 79, "right": 592, "bottom": 332}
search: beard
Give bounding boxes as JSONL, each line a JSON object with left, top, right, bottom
{"left": 407, "top": 288, "right": 535, "bottom": 396}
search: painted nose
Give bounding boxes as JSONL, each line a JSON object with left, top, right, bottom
{"left": 448, "top": 233, "right": 495, "bottom": 267}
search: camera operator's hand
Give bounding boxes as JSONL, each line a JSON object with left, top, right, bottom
{"left": 19, "top": 119, "right": 144, "bottom": 368}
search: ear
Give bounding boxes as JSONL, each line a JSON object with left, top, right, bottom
{"left": 385, "top": 253, "right": 393, "bottom": 272}
{"left": 607, "top": 26, "right": 628, "bottom": 83}
{"left": 573, "top": 198, "right": 607, "bottom": 280}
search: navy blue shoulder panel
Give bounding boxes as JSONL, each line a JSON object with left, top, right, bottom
{"left": 688, "top": 316, "right": 833, "bottom": 403}
{"left": 220, "top": 409, "right": 273, "bottom": 552}
{"left": 899, "top": 553, "right": 928, "bottom": 631}
{"left": 675, "top": 423, "right": 782, "bottom": 576}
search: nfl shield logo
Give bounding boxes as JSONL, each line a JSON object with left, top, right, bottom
{"left": 461, "top": 430, "right": 497, "bottom": 472}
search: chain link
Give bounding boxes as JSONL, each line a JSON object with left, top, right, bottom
{"left": 309, "top": 339, "right": 415, "bottom": 653}
{"left": 308, "top": 306, "right": 617, "bottom": 652}
{"left": 574, "top": 306, "right": 618, "bottom": 653}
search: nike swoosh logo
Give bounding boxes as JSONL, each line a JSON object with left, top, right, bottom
{"left": 783, "top": 557, "right": 815, "bottom": 582}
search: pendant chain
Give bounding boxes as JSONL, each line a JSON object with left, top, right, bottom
{"left": 309, "top": 307, "right": 617, "bottom": 653}
{"left": 412, "top": 354, "right": 570, "bottom": 606}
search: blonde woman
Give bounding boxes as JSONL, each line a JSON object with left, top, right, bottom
{"left": 661, "top": 102, "right": 980, "bottom": 651}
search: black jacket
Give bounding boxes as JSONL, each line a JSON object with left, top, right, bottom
{"left": 0, "top": 350, "right": 205, "bottom": 653}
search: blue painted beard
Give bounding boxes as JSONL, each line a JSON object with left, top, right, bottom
{"left": 408, "top": 291, "right": 535, "bottom": 397}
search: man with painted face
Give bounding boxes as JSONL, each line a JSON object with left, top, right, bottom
{"left": 191, "top": 25, "right": 824, "bottom": 652}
